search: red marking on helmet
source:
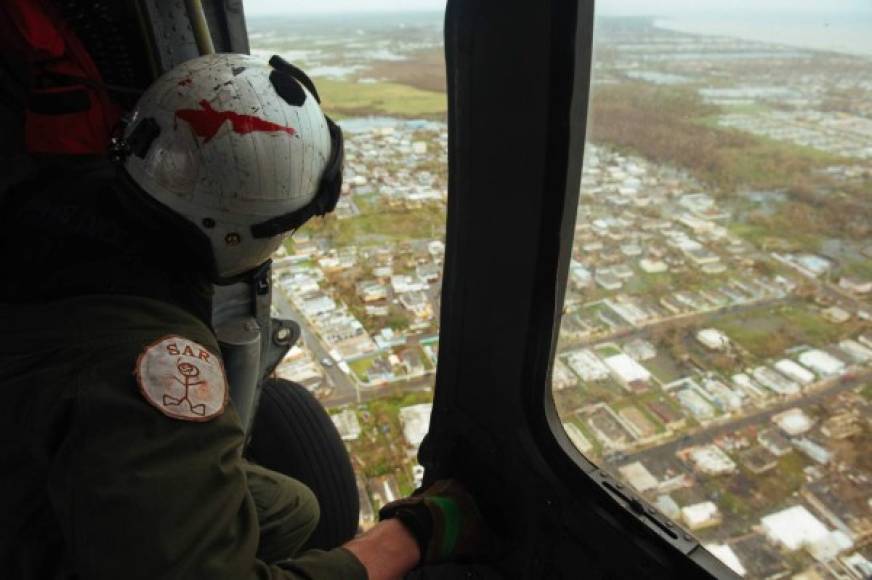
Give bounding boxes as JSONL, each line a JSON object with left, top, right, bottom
{"left": 175, "top": 99, "right": 295, "bottom": 143}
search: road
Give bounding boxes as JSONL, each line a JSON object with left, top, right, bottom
{"left": 616, "top": 369, "right": 869, "bottom": 468}
{"left": 272, "top": 290, "right": 361, "bottom": 404}
{"left": 558, "top": 296, "right": 782, "bottom": 354}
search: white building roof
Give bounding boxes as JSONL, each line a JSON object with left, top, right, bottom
{"left": 761, "top": 505, "right": 831, "bottom": 551}
{"left": 618, "top": 461, "right": 659, "bottom": 493}
{"left": 689, "top": 445, "right": 736, "bottom": 474}
{"left": 705, "top": 544, "right": 746, "bottom": 577}
{"left": 566, "top": 349, "right": 610, "bottom": 382}
{"left": 772, "top": 408, "right": 813, "bottom": 436}
{"left": 798, "top": 349, "right": 846, "bottom": 376}
{"left": 697, "top": 328, "right": 730, "bottom": 350}
{"left": 774, "top": 359, "right": 816, "bottom": 385}
{"left": 331, "top": 409, "right": 362, "bottom": 441}
{"left": 604, "top": 353, "right": 651, "bottom": 384}
{"left": 399, "top": 404, "right": 432, "bottom": 449}
{"left": 681, "top": 501, "right": 720, "bottom": 529}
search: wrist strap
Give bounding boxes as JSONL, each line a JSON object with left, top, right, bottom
{"left": 381, "top": 502, "right": 433, "bottom": 561}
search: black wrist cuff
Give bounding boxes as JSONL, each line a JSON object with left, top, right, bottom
{"left": 381, "top": 502, "right": 433, "bottom": 561}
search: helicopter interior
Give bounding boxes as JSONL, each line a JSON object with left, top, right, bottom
{"left": 0, "top": 1, "right": 750, "bottom": 578}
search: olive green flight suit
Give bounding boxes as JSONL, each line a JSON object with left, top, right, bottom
{"left": 0, "top": 294, "right": 366, "bottom": 579}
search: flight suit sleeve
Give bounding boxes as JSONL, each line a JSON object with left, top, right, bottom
{"left": 46, "top": 340, "right": 367, "bottom": 580}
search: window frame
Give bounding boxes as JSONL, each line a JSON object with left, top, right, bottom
{"left": 421, "top": 0, "right": 738, "bottom": 577}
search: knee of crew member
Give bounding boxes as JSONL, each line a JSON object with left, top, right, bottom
{"left": 248, "top": 465, "right": 321, "bottom": 560}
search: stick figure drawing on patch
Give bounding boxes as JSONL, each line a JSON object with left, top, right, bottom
{"left": 164, "top": 360, "right": 207, "bottom": 416}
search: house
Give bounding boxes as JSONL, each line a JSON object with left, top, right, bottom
{"left": 757, "top": 428, "right": 792, "bottom": 457}
{"left": 682, "top": 501, "right": 722, "bottom": 530}
{"left": 697, "top": 328, "right": 730, "bottom": 351}
{"left": 798, "top": 349, "right": 846, "bottom": 377}
{"left": 822, "top": 306, "right": 851, "bottom": 324}
{"left": 772, "top": 408, "right": 814, "bottom": 436}
{"left": 357, "top": 280, "right": 388, "bottom": 303}
{"left": 774, "top": 359, "right": 816, "bottom": 386}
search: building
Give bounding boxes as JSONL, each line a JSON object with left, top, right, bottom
{"left": 793, "top": 438, "right": 832, "bottom": 465}
{"left": 569, "top": 260, "right": 593, "bottom": 289}
{"left": 619, "top": 461, "right": 659, "bottom": 493}
{"left": 761, "top": 505, "right": 832, "bottom": 552}
{"left": 566, "top": 349, "right": 610, "bottom": 382}
{"left": 697, "top": 328, "right": 730, "bottom": 350}
{"left": 838, "top": 277, "right": 872, "bottom": 294}
{"left": 623, "top": 338, "right": 657, "bottom": 361}
{"left": 752, "top": 366, "right": 800, "bottom": 396}
{"left": 552, "top": 359, "right": 579, "bottom": 391}
{"left": 655, "top": 494, "right": 681, "bottom": 520}
{"left": 331, "top": 409, "right": 362, "bottom": 441}
{"left": 820, "top": 412, "right": 861, "bottom": 440}
{"left": 399, "top": 404, "right": 432, "bottom": 450}
{"left": 822, "top": 306, "right": 851, "bottom": 324}
{"left": 838, "top": 339, "right": 872, "bottom": 363}
{"left": 774, "top": 359, "right": 816, "bottom": 386}
{"left": 639, "top": 258, "right": 668, "bottom": 273}
{"left": 799, "top": 349, "right": 846, "bottom": 377}
{"left": 772, "top": 408, "right": 814, "bottom": 436}
{"left": 603, "top": 353, "right": 652, "bottom": 391}
{"left": 731, "top": 373, "right": 769, "bottom": 401}
{"left": 686, "top": 444, "right": 737, "bottom": 475}
{"left": 562, "top": 422, "right": 594, "bottom": 454}
{"left": 739, "top": 446, "right": 778, "bottom": 474}
{"left": 804, "top": 477, "right": 872, "bottom": 543}
{"left": 595, "top": 269, "right": 623, "bottom": 291}
{"left": 276, "top": 345, "right": 323, "bottom": 390}
{"left": 761, "top": 505, "right": 853, "bottom": 561}
{"left": 681, "top": 501, "right": 721, "bottom": 530}
{"left": 675, "top": 384, "right": 716, "bottom": 420}
{"left": 758, "top": 428, "right": 793, "bottom": 457}
{"left": 704, "top": 544, "right": 746, "bottom": 577}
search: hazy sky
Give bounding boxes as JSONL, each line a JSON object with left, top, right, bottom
{"left": 243, "top": 0, "right": 872, "bottom": 16}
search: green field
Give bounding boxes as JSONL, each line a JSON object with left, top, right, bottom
{"left": 715, "top": 303, "right": 847, "bottom": 358}
{"left": 349, "top": 355, "right": 378, "bottom": 381}
{"left": 302, "top": 205, "right": 446, "bottom": 246}
{"left": 319, "top": 79, "right": 446, "bottom": 119}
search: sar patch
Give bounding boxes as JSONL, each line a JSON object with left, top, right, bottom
{"left": 134, "top": 335, "right": 228, "bottom": 422}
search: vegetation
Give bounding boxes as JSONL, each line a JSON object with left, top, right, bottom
{"left": 305, "top": 205, "right": 446, "bottom": 246}
{"left": 318, "top": 78, "right": 446, "bottom": 119}
{"left": 588, "top": 83, "right": 840, "bottom": 194}
{"left": 714, "top": 303, "right": 853, "bottom": 359}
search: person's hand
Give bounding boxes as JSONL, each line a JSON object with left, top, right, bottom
{"left": 378, "top": 479, "right": 494, "bottom": 565}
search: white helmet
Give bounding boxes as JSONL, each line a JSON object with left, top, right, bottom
{"left": 117, "top": 53, "right": 343, "bottom": 280}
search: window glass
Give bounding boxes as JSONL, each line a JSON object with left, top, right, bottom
{"left": 554, "top": 2, "right": 872, "bottom": 577}
{"left": 246, "top": 4, "right": 447, "bottom": 529}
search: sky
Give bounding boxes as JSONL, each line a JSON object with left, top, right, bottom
{"left": 243, "top": 0, "right": 872, "bottom": 16}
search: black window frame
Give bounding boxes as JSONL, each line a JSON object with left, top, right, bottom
{"left": 420, "top": 1, "right": 739, "bottom": 577}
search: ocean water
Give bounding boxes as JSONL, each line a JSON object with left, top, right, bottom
{"left": 654, "top": 13, "right": 872, "bottom": 58}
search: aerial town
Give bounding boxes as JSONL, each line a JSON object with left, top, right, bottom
{"left": 251, "top": 12, "right": 871, "bottom": 579}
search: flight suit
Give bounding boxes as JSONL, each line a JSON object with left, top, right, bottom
{"left": 0, "top": 295, "right": 366, "bottom": 579}
{"left": 0, "top": 162, "right": 366, "bottom": 579}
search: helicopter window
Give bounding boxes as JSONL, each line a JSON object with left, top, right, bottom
{"left": 553, "top": 2, "right": 872, "bottom": 578}
{"left": 247, "top": 4, "right": 448, "bottom": 528}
